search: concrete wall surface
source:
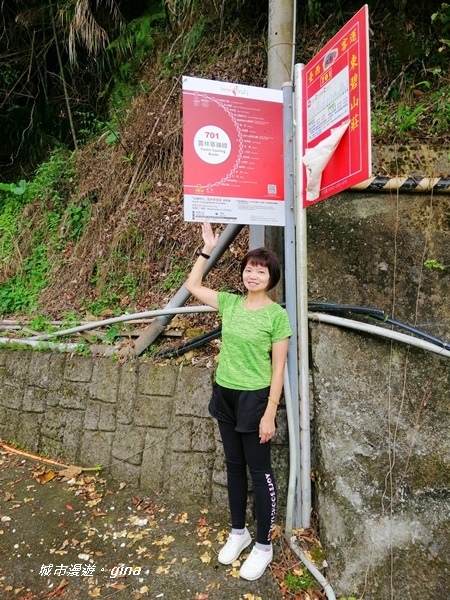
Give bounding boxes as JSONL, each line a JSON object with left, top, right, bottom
{"left": 307, "top": 192, "right": 450, "bottom": 599}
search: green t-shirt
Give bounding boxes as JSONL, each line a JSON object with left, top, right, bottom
{"left": 215, "top": 292, "right": 292, "bottom": 391}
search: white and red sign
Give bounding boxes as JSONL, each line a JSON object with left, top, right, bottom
{"left": 301, "top": 4, "right": 371, "bottom": 207}
{"left": 182, "top": 77, "right": 285, "bottom": 226}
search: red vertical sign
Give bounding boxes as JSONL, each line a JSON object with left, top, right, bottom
{"left": 301, "top": 5, "right": 371, "bottom": 207}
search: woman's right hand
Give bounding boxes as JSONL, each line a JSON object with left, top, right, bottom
{"left": 202, "top": 221, "right": 219, "bottom": 253}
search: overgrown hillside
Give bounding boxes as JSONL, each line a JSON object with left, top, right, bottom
{"left": 1, "top": 0, "right": 450, "bottom": 349}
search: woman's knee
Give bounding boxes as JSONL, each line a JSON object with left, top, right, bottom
{"left": 225, "top": 457, "right": 247, "bottom": 475}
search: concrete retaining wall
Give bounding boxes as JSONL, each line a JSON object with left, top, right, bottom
{"left": 307, "top": 191, "right": 450, "bottom": 599}
{"left": 0, "top": 351, "right": 289, "bottom": 511}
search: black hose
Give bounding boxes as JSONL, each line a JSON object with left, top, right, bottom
{"left": 308, "top": 302, "right": 386, "bottom": 320}
{"left": 154, "top": 326, "right": 222, "bottom": 359}
{"left": 380, "top": 317, "right": 449, "bottom": 349}
{"left": 153, "top": 302, "right": 450, "bottom": 358}
{"left": 310, "top": 302, "right": 449, "bottom": 350}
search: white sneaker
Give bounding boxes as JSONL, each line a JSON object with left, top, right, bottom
{"left": 218, "top": 528, "right": 252, "bottom": 564}
{"left": 239, "top": 545, "right": 273, "bottom": 580}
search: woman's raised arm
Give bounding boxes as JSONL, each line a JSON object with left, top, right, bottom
{"left": 185, "top": 222, "right": 220, "bottom": 309}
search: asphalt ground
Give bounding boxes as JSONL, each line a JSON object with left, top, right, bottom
{"left": 0, "top": 445, "right": 286, "bottom": 600}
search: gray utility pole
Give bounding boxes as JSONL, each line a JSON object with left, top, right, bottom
{"left": 250, "top": 0, "right": 295, "bottom": 300}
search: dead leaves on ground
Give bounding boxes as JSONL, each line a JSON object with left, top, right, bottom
{"left": 34, "top": 469, "right": 56, "bottom": 485}
{"left": 271, "top": 529, "right": 328, "bottom": 600}
{"left": 1, "top": 450, "right": 331, "bottom": 600}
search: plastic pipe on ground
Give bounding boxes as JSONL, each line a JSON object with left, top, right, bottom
{"left": 19, "top": 307, "right": 450, "bottom": 360}
{"left": 289, "top": 535, "right": 337, "bottom": 600}
{"left": 0, "top": 338, "right": 80, "bottom": 351}
{"left": 23, "top": 306, "right": 216, "bottom": 341}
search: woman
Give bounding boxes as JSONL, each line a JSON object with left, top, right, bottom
{"left": 186, "top": 221, "right": 292, "bottom": 581}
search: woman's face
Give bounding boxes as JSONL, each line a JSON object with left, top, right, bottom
{"left": 242, "top": 261, "right": 270, "bottom": 292}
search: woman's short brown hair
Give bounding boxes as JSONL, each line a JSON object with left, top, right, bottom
{"left": 240, "top": 247, "right": 281, "bottom": 291}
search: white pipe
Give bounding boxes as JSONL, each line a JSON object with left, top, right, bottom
{"left": 308, "top": 312, "right": 450, "bottom": 358}
{"left": 289, "top": 535, "right": 337, "bottom": 600}
{"left": 23, "top": 306, "right": 216, "bottom": 341}
{"left": 0, "top": 338, "right": 80, "bottom": 351}
{"left": 14, "top": 307, "right": 450, "bottom": 359}
{"left": 284, "top": 364, "right": 298, "bottom": 538}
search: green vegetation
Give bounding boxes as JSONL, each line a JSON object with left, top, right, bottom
{"left": 105, "top": 325, "right": 120, "bottom": 344}
{"left": 163, "top": 257, "right": 190, "bottom": 291}
{"left": 106, "top": 11, "right": 164, "bottom": 110}
{"left": 283, "top": 569, "right": 320, "bottom": 593}
{"left": 29, "top": 315, "right": 55, "bottom": 333}
{"left": 424, "top": 258, "right": 446, "bottom": 270}
{"left": 0, "top": 148, "right": 79, "bottom": 315}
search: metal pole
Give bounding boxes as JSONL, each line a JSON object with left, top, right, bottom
{"left": 282, "top": 81, "right": 301, "bottom": 533}
{"left": 251, "top": 0, "right": 294, "bottom": 251}
{"left": 294, "top": 63, "right": 311, "bottom": 528}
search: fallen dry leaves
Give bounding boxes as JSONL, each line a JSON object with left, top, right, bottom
{"left": 0, "top": 445, "right": 333, "bottom": 600}
{"left": 270, "top": 528, "right": 328, "bottom": 600}
{"left": 34, "top": 469, "right": 56, "bottom": 485}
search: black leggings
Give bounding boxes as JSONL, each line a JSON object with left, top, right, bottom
{"left": 218, "top": 420, "right": 277, "bottom": 545}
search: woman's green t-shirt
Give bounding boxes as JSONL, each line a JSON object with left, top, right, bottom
{"left": 215, "top": 292, "right": 292, "bottom": 391}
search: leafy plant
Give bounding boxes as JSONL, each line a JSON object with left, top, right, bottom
{"left": 105, "top": 325, "right": 120, "bottom": 344}
{"left": 283, "top": 569, "right": 319, "bottom": 593}
{"left": 0, "top": 146, "right": 79, "bottom": 316}
{"left": 29, "top": 315, "right": 54, "bottom": 333}
{"left": 431, "top": 2, "right": 450, "bottom": 47}
{"left": 66, "top": 200, "right": 90, "bottom": 240}
{"left": 371, "top": 99, "right": 426, "bottom": 140}
{"left": 7, "top": 439, "right": 30, "bottom": 452}
{"left": 106, "top": 130, "right": 121, "bottom": 146}
{"left": 396, "top": 102, "right": 425, "bottom": 133}
{"left": 82, "top": 288, "right": 122, "bottom": 316}
{"left": 0, "top": 180, "right": 27, "bottom": 196}
{"left": 429, "top": 84, "right": 450, "bottom": 132}
{"left": 119, "top": 274, "right": 138, "bottom": 298}
{"left": 105, "top": 11, "right": 163, "bottom": 111}
{"left": 424, "top": 258, "right": 445, "bottom": 270}
{"left": 61, "top": 312, "right": 80, "bottom": 328}
{"left": 0, "top": 245, "right": 49, "bottom": 315}
{"left": 0, "top": 204, "right": 21, "bottom": 274}
{"left": 29, "top": 148, "right": 75, "bottom": 200}
{"left": 163, "top": 257, "right": 188, "bottom": 291}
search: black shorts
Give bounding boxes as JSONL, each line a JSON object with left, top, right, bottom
{"left": 208, "top": 382, "right": 271, "bottom": 433}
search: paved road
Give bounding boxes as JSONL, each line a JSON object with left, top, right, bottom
{"left": 0, "top": 448, "right": 284, "bottom": 599}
